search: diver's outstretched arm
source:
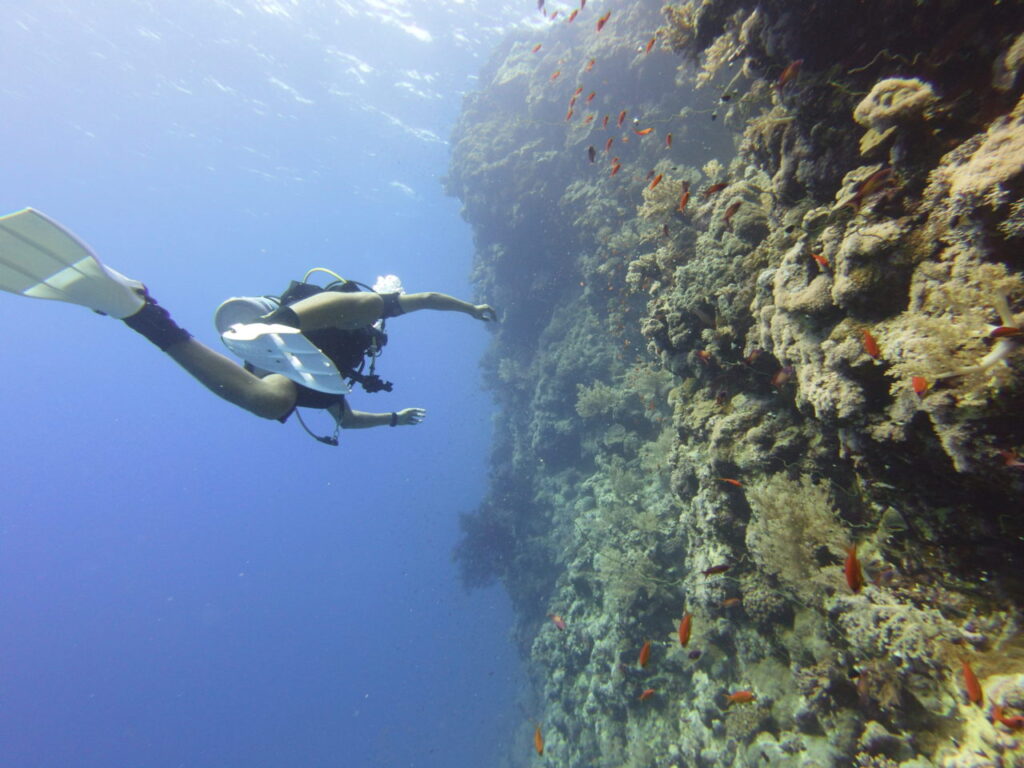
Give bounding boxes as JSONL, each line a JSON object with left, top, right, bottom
{"left": 397, "top": 292, "right": 497, "bottom": 321}
{"left": 330, "top": 400, "right": 425, "bottom": 429}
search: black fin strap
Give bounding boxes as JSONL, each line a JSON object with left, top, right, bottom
{"left": 123, "top": 295, "right": 192, "bottom": 351}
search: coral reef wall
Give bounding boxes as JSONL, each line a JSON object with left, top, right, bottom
{"left": 446, "top": 1, "right": 1024, "bottom": 765}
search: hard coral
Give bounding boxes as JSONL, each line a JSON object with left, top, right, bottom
{"left": 853, "top": 78, "right": 939, "bottom": 133}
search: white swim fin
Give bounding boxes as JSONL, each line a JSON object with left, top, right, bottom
{"left": 221, "top": 322, "right": 351, "bottom": 395}
{"left": 0, "top": 208, "right": 145, "bottom": 319}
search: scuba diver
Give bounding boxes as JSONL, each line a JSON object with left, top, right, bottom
{"left": 0, "top": 208, "right": 496, "bottom": 445}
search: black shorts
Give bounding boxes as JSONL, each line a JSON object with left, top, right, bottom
{"left": 276, "top": 389, "right": 345, "bottom": 423}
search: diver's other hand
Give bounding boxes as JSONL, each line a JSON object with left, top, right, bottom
{"left": 471, "top": 304, "right": 497, "bottom": 322}
{"left": 398, "top": 407, "right": 426, "bottom": 426}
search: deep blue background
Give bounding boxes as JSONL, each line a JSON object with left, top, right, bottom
{"left": 0, "top": 2, "right": 528, "bottom": 766}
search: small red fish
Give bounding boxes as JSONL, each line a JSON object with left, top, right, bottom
{"left": 549, "top": 613, "right": 566, "bottom": 630}
{"left": 664, "top": 133, "right": 672, "bottom": 149}
{"left": 604, "top": 137, "right": 614, "bottom": 153}
{"left": 634, "top": 127, "right": 654, "bottom": 136}
{"left": 585, "top": 58, "right": 595, "bottom": 72}
{"left": 549, "top": 10, "right": 559, "bottom": 19}
{"left": 573, "top": 86, "right": 583, "bottom": 96}
{"left": 644, "top": 36, "right": 656, "bottom": 54}
{"left": 718, "top": 478, "right": 742, "bottom": 487}
{"left": 550, "top": 70, "right": 561, "bottom": 81}
{"left": 678, "top": 612, "right": 692, "bottom": 647}
{"left": 911, "top": 376, "right": 929, "bottom": 396}
{"left": 721, "top": 597, "right": 741, "bottom": 608}
{"left": 610, "top": 157, "right": 621, "bottom": 176}
{"left": 702, "top": 564, "right": 730, "bottom": 576}
{"left": 601, "top": 114, "right": 609, "bottom": 129}
{"left": 776, "top": 59, "right": 803, "bottom": 90}
{"left": 998, "top": 449, "right": 1024, "bottom": 468}
{"left": 723, "top": 200, "right": 741, "bottom": 228}
{"left": 531, "top": 43, "right": 542, "bottom": 53}
{"left": 771, "top": 365, "right": 794, "bottom": 388}
{"left": 649, "top": 173, "right": 663, "bottom": 190}
{"left": 568, "top": 8, "right": 578, "bottom": 22}
{"left": 638, "top": 688, "right": 656, "bottom": 701}
{"left": 596, "top": 11, "right": 611, "bottom": 31}
{"left": 695, "top": 349, "right": 712, "bottom": 365}
{"left": 992, "top": 705, "right": 1024, "bottom": 730}
{"left": 845, "top": 545, "right": 863, "bottom": 593}
{"left": 861, "top": 329, "right": 881, "bottom": 359}
{"left": 725, "top": 690, "right": 756, "bottom": 706}
{"left": 617, "top": 110, "right": 627, "bottom": 128}
{"left": 582, "top": 114, "right": 594, "bottom": 124}
{"left": 810, "top": 252, "right": 829, "bottom": 269}
{"left": 962, "top": 659, "right": 982, "bottom": 705}
{"left": 846, "top": 167, "right": 894, "bottom": 212}
{"left": 702, "top": 182, "right": 728, "bottom": 198}
{"left": 586, "top": 91, "right": 595, "bottom": 103}
{"left": 565, "top": 107, "right": 574, "bottom": 121}
{"left": 678, "top": 182, "right": 691, "bottom": 213}
{"left": 990, "top": 325, "right": 1024, "bottom": 339}
{"left": 638, "top": 640, "right": 651, "bottom": 668}
{"left": 534, "top": 725, "right": 544, "bottom": 755}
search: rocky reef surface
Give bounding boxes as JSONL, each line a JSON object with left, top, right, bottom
{"left": 445, "top": 1, "right": 1024, "bottom": 765}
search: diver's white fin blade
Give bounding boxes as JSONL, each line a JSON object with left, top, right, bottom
{"left": 222, "top": 322, "right": 351, "bottom": 395}
{"left": 0, "top": 208, "right": 145, "bottom": 318}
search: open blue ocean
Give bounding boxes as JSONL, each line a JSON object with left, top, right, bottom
{"left": 0, "top": 2, "right": 525, "bottom": 766}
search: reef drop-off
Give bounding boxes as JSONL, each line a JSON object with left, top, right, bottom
{"left": 446, "top": 1, "right": 1024, "bottom": 766}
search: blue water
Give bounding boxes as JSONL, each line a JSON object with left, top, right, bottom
{"left": 0, "top": 2, "right": 528, "bottom": 766}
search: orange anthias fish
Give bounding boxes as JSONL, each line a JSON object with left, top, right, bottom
{"left": 549, "top": 613, "right": 567, "bottom": 630}
{"left": 721, "top": 597, "right": 741, "bottom": 608}
{"left": 644, "top": 36, "right": 656, "bottom": 54}
{"left": 718, "top": 478, "right": 742, "bottom": 487}
{"left": 702, "top": 564, "right": 730, "bottom": 576}
{"left": 534, "top": 725, "right": 544, "bottom": 755}
{"left": 911, "top": 376, "right": 929, "bottom": 396}
{"left": 845, "top": 545, "right": 863, "bottom": 593}
{"left": 678, "top": 182, "right": 691, "bottom": 213}
{"left": 634, "top": 127, "right": 654, "bottom": 136}
{"left": 648, "top": 173, "right": 663, "bottom": 190}
{"left": 601, "top": 114, "right": 609, "bottom": 129}
{"left": 568, "top": 8, "right": 578, "bottom": 22}
{"left": 810, "top": 252, "right": 829, "bottom": 269}
{"left": 610, "top": 157, "right": 621, "bottom": 176}
{"left": 617, "top": 110, "right": 627, "bottom": 128}
{"left": 723, "top": 201, "right": 742, "bottom": 228}
{"left": 596, "top": 11, "right": 611, "bottom": 31}
{"left": 565, "top": 107, "right": 574, "bottom": 121}
{"left": 776, "top": 58, "right": 803, "bottom": 90}
{"left": 725, "top": 690, "right": 756, "bottom": 706}
{"left": 664, "top": 133, "right": 672, "bottom": 149}
{"left": 639, "top": 688, "right": 656, "bottom": 701}
{"left": 586, "top": 91, "right": 596, "bottom": 103}
{"left": 963, "top": 660, "right": 983, "bottom": 705}
{"left": 550, "top": 70, "right": 561, "bottom": 81}
{"left": 702, "top": 182, "right": 728, "bottom": 198}
{"left": 638, "top": 640, "right": 652, "bottom": 668}
{"left": 678, "top": 612, "right": 692, "bottom": 647}
{"left": 531, "top": 43, "right": 542, "bottom": 53}
{"left": 585, "top": 58, "right": 595, "bottom": 72}
{"left": 583, "top": 114, "right": 594, "bottom": 124}
{"left": 604, "top": 137, "right": 614, "bottom": 153}
{"left": 846, "top": 167, "right": 894, "bottom": 211}
{"left": 992, "top": 705, "right": 1024, "bottom": 729}
{"left": 861, "top": 329, "right": 881, "bottom": 359}
{"left": 573, "top": 85, "right": 583, "bottom": 96}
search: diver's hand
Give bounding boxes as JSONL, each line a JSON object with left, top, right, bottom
{"left": 471, "top": 304, "right": 497, "bottom": 322}
{"left": 397, "top": 408, "right": 426, "bottom": 426}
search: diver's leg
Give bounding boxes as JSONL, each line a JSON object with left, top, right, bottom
{"left": 165, "top": 340, "right": 297, "bottom": 419}
{"left": 124, "top": 294, "right": 296, "bottom": 419}
{"left": 281, "top": 291, "right": 385, "bottom": 331}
